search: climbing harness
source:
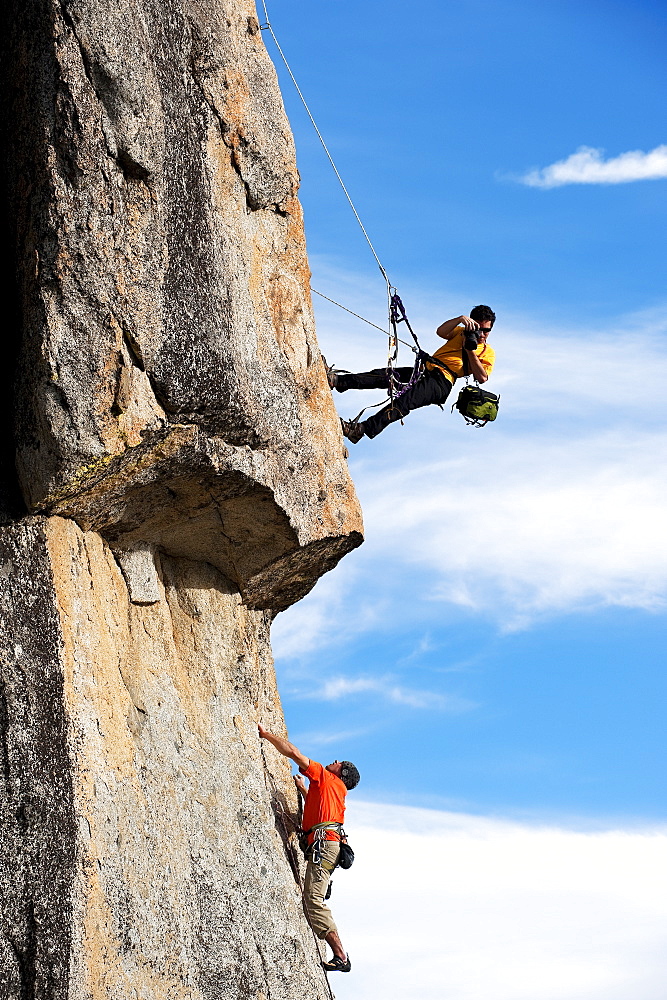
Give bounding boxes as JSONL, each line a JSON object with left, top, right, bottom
{"left": 342, "top": 290, "right": 431, "bottom": 428}
{"left": 387, "top": 292, "right": 429, "bottom": 404}
{"left": 300, "top": 822, "right": 339, "bottom": 862}
{"left": 300, "top": 821, "right": 354, "bottom": 871}
{"left": 300, "top": 821, "right": 342, "bottom": 862}
{"left": 301, "top": 823, "right": 354, "bottom": 905}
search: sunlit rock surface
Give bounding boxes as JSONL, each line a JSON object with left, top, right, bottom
{"left": 0, "top": 1, "right": 362, "bottom": 996}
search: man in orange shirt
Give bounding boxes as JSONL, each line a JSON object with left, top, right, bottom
{"left": 258, "top": 725, "right": 360, "bottom": 974}
{"left": 328, "top": 304, "right": 496, "bottom": 442}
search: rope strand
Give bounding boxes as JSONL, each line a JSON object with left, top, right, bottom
{"left": 259, "top": 0, "right": 391, "bottom": 291}
{"left": 259, "top": 1, "right": 426, "bottom": 422}
{"left": 310, "top": 286, "right": 416, "bottom": 352}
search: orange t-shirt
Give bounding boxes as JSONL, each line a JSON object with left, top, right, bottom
{"left": 301, "top": 760, "right": 347, "bottom": 844}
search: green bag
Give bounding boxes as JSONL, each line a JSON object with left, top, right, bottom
{"left": 453, "top": 384, "right": 500, "bottom": 427}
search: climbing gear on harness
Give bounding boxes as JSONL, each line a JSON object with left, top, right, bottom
{"left": 386, "top": 292, "right": 429, "bottom": 409}
{"left": 453, "top": 384, "right": 500, "bottom": 426}
{"left": 300, "top": 821, "right": 344, "bottom": 863}
{"left": 323, "top": 954, "right": 352, "bottom": 973}
{"left": 300, "top": 821, "right": 354, "bottom": 874}
{"left": 340, "top": 417, "right": 365, "bottom": 444}
{"left": 339, "top": 292, "right": 430, "bottom": 430}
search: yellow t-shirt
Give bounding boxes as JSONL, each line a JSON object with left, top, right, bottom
{"left": 427, "top": 327, "right": 496, "bottom": 383}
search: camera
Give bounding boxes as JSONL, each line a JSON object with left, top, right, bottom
{"left": 463, "top": 328, "right": 481, "bottom": 351}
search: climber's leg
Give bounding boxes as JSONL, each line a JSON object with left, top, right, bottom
{"left": 324, "top": 929, "right": 347, "bottom": 963}
{"left": 360, "top": 368, "right": 453, "bottom": 439}
{"left": 335, "top": 367, "right": 414, "bottom": 392}
{"left": 302, "top": 842, "right": 346, "bottom": 959}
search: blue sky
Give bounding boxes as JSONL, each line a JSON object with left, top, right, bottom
{"left": 258, "top": 4, "right": 666, "bottom": 992}
{"left": 264, "top": 0, "right": 666, "bottom": 820}
{"left": 263, "top": 0, "right": 666, "bottom": 323}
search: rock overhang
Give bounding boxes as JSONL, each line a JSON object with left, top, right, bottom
{"left": 31, "top": 424, "right": 363, "bottom": 613}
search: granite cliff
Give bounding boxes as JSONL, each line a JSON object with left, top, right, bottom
{"left": 0, "top": 2, "right": 363, "bottom": 997}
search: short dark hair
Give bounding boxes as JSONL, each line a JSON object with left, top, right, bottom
{"left": 470, "top": 304, "right": 496, "bottom": 326}
{"left": 340, "top": 761, "right": 360, "bottom": 790}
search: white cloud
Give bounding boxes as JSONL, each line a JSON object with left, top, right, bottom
{"left": 271, "top": 559, "right": 388, "bottom": 659}
{"left": 359, "top": 430, "right": 667, "bottom": 630}
{"left": 518, "top": 144, "right": 667, "bottom": 188}
{"left": 287, "top": 727, "right": 370, "bottom": 747}
{"left": 331, "top": 802, "right": 667, "bottom": 1000}
{"left": 320, "top": 677, "right": 380, "bottom": 699}
{"left": 291, "top": 673, "right": 475, "bottom": 712}
{"left": 274, "top": 288, "right": 667, "bottom": 647}
{"left": 271, "top": 566, "right": 352, "bottom": 659}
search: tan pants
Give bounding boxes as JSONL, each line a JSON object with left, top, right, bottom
{"left": 303, "top": 840, "right": 340, "bottom": 939}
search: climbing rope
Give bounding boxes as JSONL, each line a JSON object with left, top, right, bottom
{"left": 384, "top": 291, "right": 430, "bottom": 416}
{"left": 259, "top": 2, "right": 427, "bottom": 418}
{"left": 310, "top": 286, "right": 416, "bottom": 351}
{"left": 259, "top": 0, "right": 391, "bottom": 292}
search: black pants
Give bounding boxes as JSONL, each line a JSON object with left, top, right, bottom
{"left": 337, "top": 367, "right": 454, "bottom": 438}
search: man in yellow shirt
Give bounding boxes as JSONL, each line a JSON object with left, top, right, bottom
{"left": 328, "top": 305, "right": 496, "bottom": 442}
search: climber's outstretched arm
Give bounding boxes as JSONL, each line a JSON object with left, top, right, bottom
{"left": 436, "top": 315, "right": 480, "bottom": 340}
{"left": 258, "top": 724, "right": 310, "bottom": 769}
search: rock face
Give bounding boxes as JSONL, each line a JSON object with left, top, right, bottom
{"left": 0, "top": 2, "right": 363, "bottom": 997}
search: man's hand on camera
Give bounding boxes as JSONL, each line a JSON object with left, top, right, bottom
{"left": 464, "top": 329, "right": 481, "bottom": 351}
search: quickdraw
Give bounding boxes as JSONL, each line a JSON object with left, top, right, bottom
{"left": 300, "top": 821, "right": 343, "bottom": 865}
{"left": 345, "top": 290, "right": 430, "bottom": 427}
{"left": 386, "top": 291, "right": 429, "bottom": 410}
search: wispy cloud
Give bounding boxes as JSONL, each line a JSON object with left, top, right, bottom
{"left": 276, "top": 288, "right": 667, "bottom": 645}
{"left": 319, "top": 677, "right": 379, "bottom": 699}
{"left": 287, "top": 727, "right": 371, "bottom": 748}
{"left": 517, "top": 144, "right": 667, "bottom": 188}
{"left": 361, "top": 430, "right": 667, "bottom": 631}
{"left": 271, "top": 561, "right": 388, "bottom": 659}
{"left": 293, "top": 674, "right": 475, "bottom": 712}
{"left": 334, "top": 802, "right": 667, "bottom": 1000}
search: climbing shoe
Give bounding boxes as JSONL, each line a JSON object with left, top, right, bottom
{"left": 340, "top": 418, "right": 364, "bottom": 444}
{"left": 323, "top": 955, "right": 351, "bottom": 973}
{"left": 321, "top": 355, "right": 339, "bottom": 390}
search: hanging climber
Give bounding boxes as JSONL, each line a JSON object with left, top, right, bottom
{"left": 326, "top": 305, "right": 496, "bottom": 443}
{"left": 258, "top": 724, "right": 360, "bottom": 974}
